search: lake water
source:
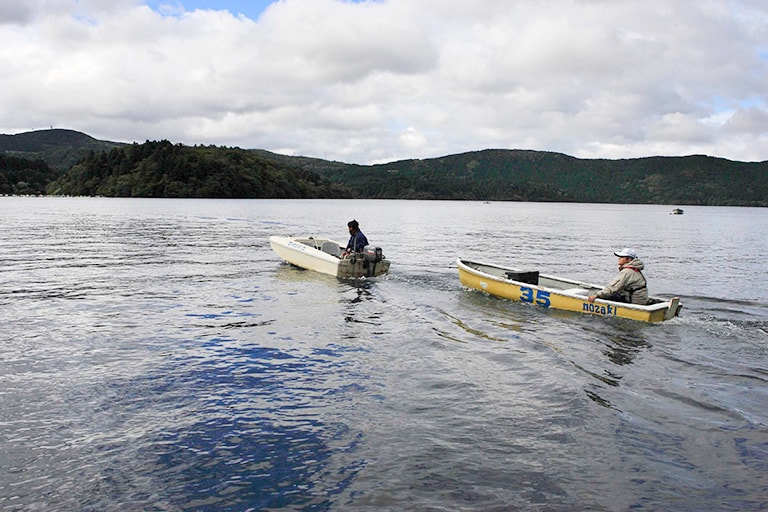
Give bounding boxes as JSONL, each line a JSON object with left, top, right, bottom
{"left": 1, "top": 197, "right": 766, "bottom": 511}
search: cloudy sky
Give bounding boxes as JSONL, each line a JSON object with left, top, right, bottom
{"left": 1, "top": 0, "right": 767, "bottom": 164}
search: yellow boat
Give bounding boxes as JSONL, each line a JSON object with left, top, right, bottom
{"left": 457, "top": 258, "right": 682, "bottom": 323}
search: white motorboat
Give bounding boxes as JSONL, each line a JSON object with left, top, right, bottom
{"left": 269, "top": 236, "right": 391, "bottom": 278}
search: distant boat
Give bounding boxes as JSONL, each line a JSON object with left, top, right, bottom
{"left": 670, "top": 208, "right": 684, "bottom": 215}
{"left": 457, "top": 258, "right": 682, "bottom": 323}
{"left": 270, "top": 236, "right": 390, "bottom": 278}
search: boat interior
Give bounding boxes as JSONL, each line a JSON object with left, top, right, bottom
{"left": 320, "top": 241, "right": 340, "bottom": 257}
{"left": 296, "top": 237, "right": 342, "bottom": 257}
{"left": 472, "top": 262, "right": 596, "bottom": 292}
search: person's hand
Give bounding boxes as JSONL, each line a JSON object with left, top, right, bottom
{"left": 587, "top": 295, "right": 596, "bottom": 302}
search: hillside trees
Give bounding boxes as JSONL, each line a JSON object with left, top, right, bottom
{"left": 2, "top": 129, "right": 764, "bottom": 205}
{"left": 47, "top": 141, "right": 352, "bottom": 198}
{"left": 0, "top": 154, "right": 58, "bottom": 195}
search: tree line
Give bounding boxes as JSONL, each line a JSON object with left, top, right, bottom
{"left": 297, "top": 149, "right": 767, "bottom": 205}
{"left": 0, "top": 154, "right": 59, "bottom": 195}
{"left": 45, "top": 140, "right": 352, "bottom": 198}
{"left": 2, "top": 135, "right": 767, "bottom": 205}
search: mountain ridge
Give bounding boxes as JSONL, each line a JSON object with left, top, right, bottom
{"left": 0, "top": 128, "right": 125, "bottom": 171}
{"left": 2, "top": 129, "right": 766, "bottom": 205}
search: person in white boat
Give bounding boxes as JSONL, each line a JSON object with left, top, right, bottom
{"left": 588, "top": 248, "right": 649, "bottom": 304}
{"left": 340, "top": 219, "right": 369, "bottom": 258}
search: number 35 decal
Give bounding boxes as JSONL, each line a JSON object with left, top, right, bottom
{"left": 520, "top": 287, "right": 551, "bottom": 307}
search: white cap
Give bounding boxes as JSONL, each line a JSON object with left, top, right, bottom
{"left": 614, "top": 248, "right": 637, "bottom": 258}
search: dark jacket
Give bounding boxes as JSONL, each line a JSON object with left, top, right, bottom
{"left": 345, "top": 230, "right": 369, "bottom": 253}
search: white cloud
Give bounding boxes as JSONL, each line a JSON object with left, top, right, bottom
{"left": 1, "top": 0, "right": 767, "bottom": 163}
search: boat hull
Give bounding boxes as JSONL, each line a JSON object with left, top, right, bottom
{"left": 457, "top": 258, "right": 681, "bottom": 323}
{"left": 270, "top": 236, "right": 390, "bottom": 278}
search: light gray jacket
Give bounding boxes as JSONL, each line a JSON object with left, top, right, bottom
{"left": 595, "top": 258, "right": 649, "bottom": 304}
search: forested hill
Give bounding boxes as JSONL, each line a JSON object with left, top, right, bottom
{"left": 46, "top": 140, "right": 352, "bottom": 198}
{"left": 0, "top": 128, "right": 122, "bottom": 171}
{"left": 276, "top": 149, "right": 767, "bottom": 206}
{"left": 3, "top": 129, "right": 767, "bottom": 204}
{"left": 0, "top": 154, "right": 59, "bottom": 195}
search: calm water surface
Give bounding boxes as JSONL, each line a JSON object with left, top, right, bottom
{"left": 1, "top": 198, "right": 766, "bottom": 511}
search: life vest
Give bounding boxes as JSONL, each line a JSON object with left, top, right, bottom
{"left": 623, "top": 266, "right": 647, "bottom": 302}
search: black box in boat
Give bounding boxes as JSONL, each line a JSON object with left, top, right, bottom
{"left": 504, "top": 271, "right": 539, "bottom": 285}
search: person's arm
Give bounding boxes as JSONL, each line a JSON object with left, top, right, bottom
{"left": 340, "top": 236, "right": 352, "bottom": 257}
{"left": 588, "top": 271, "right": 630, "bottom": 302}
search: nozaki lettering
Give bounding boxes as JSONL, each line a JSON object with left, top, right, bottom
{"left": 582, "top": 302, "right": 616, "bottom": 316}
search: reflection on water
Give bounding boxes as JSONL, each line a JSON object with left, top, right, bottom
{"left": 601, "top": 333, "right": 647, "bottom": 366}
{"left": 144, "top": 343, "right": 364, "bottom": 511}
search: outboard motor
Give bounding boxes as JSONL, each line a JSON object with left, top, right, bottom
{"left": 362, "top": 245, "right": 385, "bottom": 277}
{"left": 362, "top": 245, "right": 383, "bottom": 263}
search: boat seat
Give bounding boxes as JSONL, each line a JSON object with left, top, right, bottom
{"left": 320, "top": 241, "right": 341, "bottom": 257}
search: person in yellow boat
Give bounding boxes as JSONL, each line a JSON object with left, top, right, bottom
{"left": 588, "top": 248, "right": 649, "bottom": 304}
